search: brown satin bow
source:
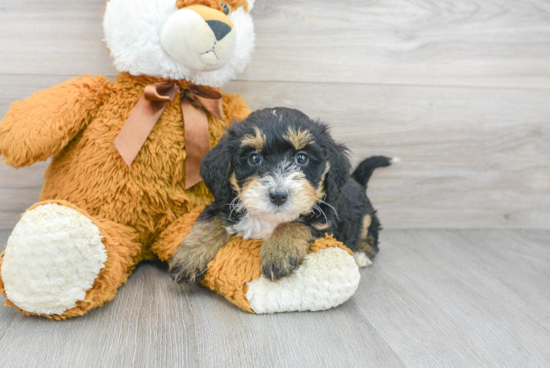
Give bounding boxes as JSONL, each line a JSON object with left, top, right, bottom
{"left": 113, "top": 81, "right": 225, "bottom": 189}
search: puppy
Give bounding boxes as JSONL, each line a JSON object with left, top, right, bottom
{"left": 169, "top": 107, "right": 393, "bottom": 283}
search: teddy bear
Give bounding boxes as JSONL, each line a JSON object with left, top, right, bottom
{"left": 0, "top": 0, "right": 361, "bottom": 319}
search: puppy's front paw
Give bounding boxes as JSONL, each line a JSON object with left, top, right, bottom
{"left": 260, "top": 249, "right": 304, "bottom": 282}
{"left": 261, "top": 256, "right": 301, "bottom": 282}
{"left": 169, "top": 245, "right": 211, "bottom": 284}
{"left": 259, "top": 222, "right": 311, "bottom": 281}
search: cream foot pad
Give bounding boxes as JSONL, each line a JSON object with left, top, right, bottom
{"left": 1, "top": 204, "right": 107, "bottom": 315}
{"left": 246, "top": 247, "right": 361, "bottom": 314}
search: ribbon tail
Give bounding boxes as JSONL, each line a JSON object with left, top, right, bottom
{"left": 114, "top": 81, "right": 178, "bottom": 167}
{"left": 181, "top": 98, "right": 211, "bottom": 189}
{"left": 114, "top": 97, "right": 169, "bottom": 166}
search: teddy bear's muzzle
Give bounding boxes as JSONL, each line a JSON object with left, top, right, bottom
{"left": 161, "top": 5, "right": 237, "bottom": 72}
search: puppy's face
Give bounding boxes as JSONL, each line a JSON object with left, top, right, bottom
{"left": 232, "top": 125, "right": 329, "bottom": 223}
{"left": 201, "top": 108, "right": 351, "bottom": 225}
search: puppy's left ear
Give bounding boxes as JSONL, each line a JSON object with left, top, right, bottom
{"left": 323, "top": 142, "right": 351, "bottom": 203}
{"left": 200, "top": 133, "right": 235, "bottom": 204}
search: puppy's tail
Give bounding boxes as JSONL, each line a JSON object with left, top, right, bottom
{"left": 351, "top": 156, "right": 397, "bottom": 188}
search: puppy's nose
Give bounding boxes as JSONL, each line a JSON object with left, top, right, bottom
{"left": 206, "top": 20, "right": 232, "bottom": 41}
{"left": 269, "top": 191, "right": 288, "bottom": 206}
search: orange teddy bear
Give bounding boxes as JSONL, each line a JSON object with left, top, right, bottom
{"left": 0, "top": 0, "right": 360, "bottom": 319}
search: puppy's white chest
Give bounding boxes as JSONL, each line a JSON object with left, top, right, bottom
{"left": 226, "top": 215, "right": 283, "bottom": 240}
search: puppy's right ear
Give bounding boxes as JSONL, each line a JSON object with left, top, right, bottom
{"left": 200, "top": 133, "right": 234, "bottom": 204}
{"left": 323, "top": 142, "right": 351, "bottom": 204}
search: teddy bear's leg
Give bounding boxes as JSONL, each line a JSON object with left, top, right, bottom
{"left": 150, "top": 206, "right": 205, "bottom": 263}
{"left": 0, "top": 200, "right": 142, "bottom": 319}
{"left": 152, "top": 208, "right": 361, "bottom": 314}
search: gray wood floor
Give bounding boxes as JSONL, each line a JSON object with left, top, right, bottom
{"left": 1, "top": 229, "right": 549, "bottom": 368}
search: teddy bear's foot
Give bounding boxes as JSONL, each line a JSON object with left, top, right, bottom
{"left": 0, "top": 200, "right": 142, "bottom": 319}
{"left": 1, "top": 203, "right": 106, "bottom": 315}
{"left": 246, "top": 247, "right": 361, "bottom": 314}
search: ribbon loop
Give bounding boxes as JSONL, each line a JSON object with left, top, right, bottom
{"left": 144, "top": 82, "right": 179, "bottom": 102}
{"left": 113, "top": 81, "right": 225, "bottom": 189}
{"left": 186, "top": 86, "right": 225, "bottom": 120}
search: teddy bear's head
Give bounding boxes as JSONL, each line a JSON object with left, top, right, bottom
{"left": 104, "top": 0, "right": 255, "bottom": 87}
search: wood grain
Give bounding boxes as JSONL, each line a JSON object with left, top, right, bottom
{"left": 1, "top": 230, "right": 549, "bottom": 367}
{"left": 1, "top": 0, "right": 549, "bottom": 89}
{"left": 355, "top": 230, "right": 550, "bottom": 367}
{"left": 1, "top": 74, "right": 549, "bottom": 229}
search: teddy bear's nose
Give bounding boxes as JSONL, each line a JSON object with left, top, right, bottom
{"left": 206, "top": 20, "right": 232, "bottom": 41}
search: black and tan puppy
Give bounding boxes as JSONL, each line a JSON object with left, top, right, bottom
{"left": 170, "top": 107, "right": 393, "bottom": 283}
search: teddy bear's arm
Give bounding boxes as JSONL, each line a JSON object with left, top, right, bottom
{"left": 0, "top": 75, "right": 113, "bottom": 168}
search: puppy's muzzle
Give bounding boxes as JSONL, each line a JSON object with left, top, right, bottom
{"left": 238, "top": 162, "right": 320, "bottom": 224}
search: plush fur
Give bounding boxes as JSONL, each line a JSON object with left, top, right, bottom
{"left": 169, "top": 107, "right": 392, "bottom": 283}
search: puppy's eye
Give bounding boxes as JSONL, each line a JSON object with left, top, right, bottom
{"left": 248, "top": 153, "right": 262, "bottom": 166}
{"left": 295, "top": 153, "right": 309, "bottom": 166}
{"left": 221, "top": 2, "right": 231, "bottom": 15}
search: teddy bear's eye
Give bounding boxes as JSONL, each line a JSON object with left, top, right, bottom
{"left": 221, "top": 2, "right": 231, "bottom": 15}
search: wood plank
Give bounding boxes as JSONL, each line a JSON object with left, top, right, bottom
{"left": 429, "top": 230, "right": 550, "bottom": 330}
{"left": 3, "top": 74, "right": 548, "bottom": 229}
{"left": 1, "top": 230, "right": 549, "bottom": 367}
{"left": 188, "top": 290, "right": 405, "bottom": 368}
{"left": 353, "top": 230, "right": 550, "bottom": 367}
{"left": 0, "top": 1, "right": 116, "bottom": 77}
{"left": 248, "top": 0, "right": 550, "bottom": 89}
{"left": 1, "top": 0, "right": 549, "bottom": 89}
